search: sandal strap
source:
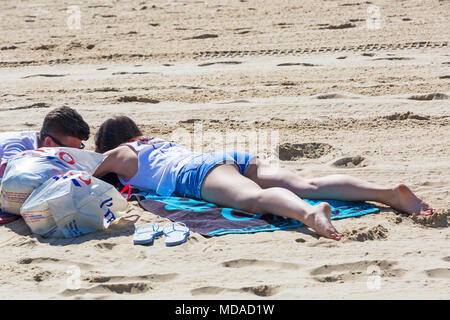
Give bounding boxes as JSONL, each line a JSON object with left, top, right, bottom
{"left": 164, "top": 222, "right": 188, "bottom": 235}
{"left": 166, "top": 222, "right": 187, "bottom": 232}
{"left": 165, "top": 229, "right": 188, "bottom": 236}
{"left": 135, "top": 223, "right": 160, "bottom": 233}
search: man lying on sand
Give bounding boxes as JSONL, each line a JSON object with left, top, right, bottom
{"left": 0, "top": 106, "right": 89, "bottom": 178}
{"left": 93, "top": 116, "right": 435, "bottom": 241}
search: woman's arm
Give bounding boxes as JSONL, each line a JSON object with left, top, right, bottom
{"left": 93, "top": 146, "right": 138, "bottom": 180}
{"left": 93, "top": 149, "right": 118, "bottom": 179}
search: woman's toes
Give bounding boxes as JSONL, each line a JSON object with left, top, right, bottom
{"left": 420, "top": 206, "right": 435, "bottom": 216}
{"left": 327, "top": 227, "right": 341, "bottom": 240}
{"left": 328, "top": 232, "right": 341, "bottom": 241}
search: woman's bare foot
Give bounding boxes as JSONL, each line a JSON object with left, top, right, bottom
{"left": 304, "top": 202, "right": 341, "bottom": 240}
{"left": 389, "top": 184, "right": 435, "bottom": 216}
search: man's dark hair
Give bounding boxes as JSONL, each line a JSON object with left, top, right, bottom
{"left": 40, "top": 106, "right": 90, "bottom": 141}
{"left": 94, "top": 115, "right": 142, "bottom": 153}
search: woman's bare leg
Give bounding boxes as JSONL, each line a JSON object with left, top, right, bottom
{"left": 245, "top": 158, "right": 434, "bottom": 216}
{"left": 200, "top": 164, "right": 341, "bottom": 240}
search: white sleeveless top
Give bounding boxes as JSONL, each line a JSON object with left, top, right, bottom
{"left": 118, "top": 136, "right": 200, "bottom": 195}
{"left": 0, "top": 131, "right": 39, "bottom": 177}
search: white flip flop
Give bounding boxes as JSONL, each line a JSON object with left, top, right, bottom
{"left": 163, "top": 222, "right": 190, "bottom": 247}
{"left": 133, "top": 224, "right": 163, "bottom": 245}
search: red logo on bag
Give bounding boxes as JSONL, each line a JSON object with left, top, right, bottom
{"left": 52, "top": 171, "right": 91, "bottom": 187}
{"left": 58, "top": 152, "right": 75, "bottom": 165}
{"left": 78, "top": 173, "right": 92, "bottom": 185}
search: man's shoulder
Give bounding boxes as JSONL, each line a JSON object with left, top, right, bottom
{"left": 0, "top": 130, "right": 39, "bottom": 139}
{"left": 0, "top": 131, "right": 39, "bottom": 148}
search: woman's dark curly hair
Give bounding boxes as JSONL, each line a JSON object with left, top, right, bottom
{"left": 94, "top": 116, "right": 142, "bottom": 153}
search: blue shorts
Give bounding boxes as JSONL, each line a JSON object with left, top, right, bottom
{"left": 175, "top": 150, "right": 258, "bottom": 200}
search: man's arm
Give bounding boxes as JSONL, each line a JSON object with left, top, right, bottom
{"left": 0, "top": 163, "right": 6, "bottom": 178}
{"left": 0, "top": 134, "right": 37, "bottom": 176}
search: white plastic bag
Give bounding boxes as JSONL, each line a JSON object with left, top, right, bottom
{"left": 0, "top": 147, "right": 105, "bottom": 215}
{"left": 20, "top": 170, "right": 128, "bottom": 238}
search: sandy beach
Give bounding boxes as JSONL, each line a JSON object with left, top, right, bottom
{"left": 0, "top": 0, "right": 449, "bottom": 300}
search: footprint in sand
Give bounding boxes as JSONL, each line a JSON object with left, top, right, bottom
{"left": 59, "top": 272, "right": 178, "bottom": 297}
{"left": 18, "top": 257, "right": 60, "bottom": 264}
{"left": 220, "top": 258, "right": 302, "bottom": 270}
{"left": 22, "top": 74, "right": 67, "bottom": 79}
{"left": 191, "top": 284, "right": 280, "bottom": 297}
{"left": 183, "top": 34, "right": 219, "bottom": 40}
{"left": 22, "top": 120, "right": 37, "bottom": 127}
{"left": 85, "top": 273, "right": 179, "bottom": 284}
{"left": 341, "top": 3, "right": 371, "bottom": 7}
{"left": 3, "top": 103, "right": 50, "bottom": 111}
{"left": 33, "top": 271, "right": 53, "bottom": 282}
{"left": 278, "top": 143, "right": 334, "bottom": 161}
{"left": 217, "top": 99, "right": 250, "bottom": 104}
{"left": 11, "top": 239, "right": 38, "bottom": 248}
{"left": 112, "top": 71, "right": 152, "bottom": 75}
{"left": 88, "top": 5, "right": 113, "bottom": 8}
{"left": 277, "top": 62, "right": 317, "bottom": 67}
{"left": 309, "top": 260, "right": 406, "bottom": 283}
{"left": 88, "top": 87, "right": 119, "bottom": 92}
{"left": 0, "top": 45, "right": 18, "bottom": 50}
{"left": 198, "top": 61, "right": 242, "bottom": 67}
{"left": 235, "top": 30, "right": 251, "bottom": 34}
{"left": 331, "top": 156, "right": 369, "bottom": 168}
{"left": 373, "top": 57, "right": 413, "bottom": 61}
{"left": 93, "top": 242, "right": 117, "bottom": 250}
{"left": 178, "top": 118, "right": 202, "bottom": 124}
{"left": 319, "top": 23, "right": 356, "bottom": 30}
{"left": 274, "top": 23, "right": 294, "bottom": 28}
{"left": 383, "top": 111, "right": 430, "bottom": 121}
{"left": 179, "top": 85, "right": 203, "bottom": 90}
{"left": 93, "top": 14, "right": 117, "bottom": 18}
{"left": 314, "top": 93, "right": 359, "bottom": 99}
{"left": 117, "top": 96, "right": 160, "bottom": 103}
{"left": 60, "top": 282, "right": 152, "bottom": 296}
{"left": 408, "top": 93, "right": 449, "bottom": 100}
{"left": 32, "top": 44, "right": 57, "bottom": 50}
{"left": 424, "top": 268, "right": 450, "bottom": 279}
{"left": 17, "top": 257, "right": 94, "bottom": 270}
{"left": 307, "top": 240, "right": 340, "bottom": 248}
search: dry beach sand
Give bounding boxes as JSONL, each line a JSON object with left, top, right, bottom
{"left": 0, "top": 0, "right": 449, "bottom": 299}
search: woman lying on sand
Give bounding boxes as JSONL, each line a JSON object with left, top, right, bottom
{"left": 93, "top": 116, "right": 434, "bottom": 241}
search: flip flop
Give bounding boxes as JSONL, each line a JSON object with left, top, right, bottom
{"left": 133, "top": 224, "right": 163, "bottom": 245}
{"left": 163, "top": 222, "right": 190, "bottom": 247}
